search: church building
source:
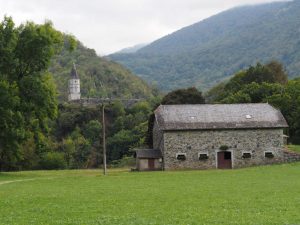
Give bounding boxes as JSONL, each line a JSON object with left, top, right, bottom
{"left": 68, "top": 63, "right": 81, "bottom": 101}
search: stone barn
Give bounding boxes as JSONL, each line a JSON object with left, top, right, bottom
{"left": 148, "top": 103, "right": 288, "bottom": 170}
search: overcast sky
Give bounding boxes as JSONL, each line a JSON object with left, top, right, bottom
{"left": 0, "top": 0, "right": 286, "bottom": 55}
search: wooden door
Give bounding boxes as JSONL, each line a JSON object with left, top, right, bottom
{"left": 217, "top": 151, "right": 232, "bottom": 169}
{"left": 148, "top": 159, "right": 155, "bottom": 170}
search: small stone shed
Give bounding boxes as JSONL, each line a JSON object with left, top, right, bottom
{"left": 152, "top": 103, "right": 288, "bottom": 170}
{"left": 135, "top": 149, "right": 162, "bottom": 171}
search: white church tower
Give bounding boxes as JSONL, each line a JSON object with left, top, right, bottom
{"left": 68, "top": 63, "right": 81, "bottom": 101}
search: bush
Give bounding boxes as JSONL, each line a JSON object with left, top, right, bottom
{"left": 39, "top": 152, "right": 67, "bottom": 170}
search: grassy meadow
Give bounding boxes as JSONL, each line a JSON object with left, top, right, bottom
{"left": 288, "top": 145, "right": 300, "bottom": 153}
{"left": 1, "top": 164, "right": 300, "bottom": 225}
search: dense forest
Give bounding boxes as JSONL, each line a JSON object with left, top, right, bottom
{"left": 109, "top": 0, "right": 300, "bottom": 91}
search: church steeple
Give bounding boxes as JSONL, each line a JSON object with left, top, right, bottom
{"left": 71, "top": 63, "right": 79, "bottom": 79}
{"left": 68, "top": 63, "right": 81, "bottom": 101}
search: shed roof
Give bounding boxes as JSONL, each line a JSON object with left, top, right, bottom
{"left": 154, "top": 103, "right": 288, "bottom": 131}
{"left": 135, "top": 149, "right": 162, "bottom": 159}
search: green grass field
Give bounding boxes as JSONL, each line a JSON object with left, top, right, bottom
{"left": 1, "top": 164, "right": 300, "bottom": 225}
{"left": 288, "top": 145, "right": 300, "bottom": 153}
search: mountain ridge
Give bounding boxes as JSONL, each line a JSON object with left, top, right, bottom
{"left": 109, "top": 0, "right": 300, "bottom": 91}
{"left": 116, "top": 43, "right": 148, "bottom": 54}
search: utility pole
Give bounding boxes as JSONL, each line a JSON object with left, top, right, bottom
{"left": 102, "top": 104, "right": 107, "bottom": 175}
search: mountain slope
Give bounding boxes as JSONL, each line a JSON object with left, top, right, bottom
{"left": 109, "top": 0, "right": 300, "bottom": 91}
{"left": 116, "top": 43, "right": 148, "bottom": 54}
{"left": 50, "top": 41, "right": 156, "bottom": 101}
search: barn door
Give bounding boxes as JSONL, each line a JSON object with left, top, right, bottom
{"left": 148, "top": 159, "right": 155, "bottom": 170}
{"left": 217, "top": 151, "right": 232, "bottom": 169}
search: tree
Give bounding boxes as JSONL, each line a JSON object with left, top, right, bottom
{"left": 206, "top": 62, "right": 288, "bottom": 104}
{"left": 241, "top": 62, "right": 288, "bottom": 85}
{"left": 161, "top": 87, "right": 205, "bottom": 105}
{"left": 221, "top": 82, "right": 283, "bottom": 104}
{"left": 0, "top": 81, "right": 25, "bottom": 170}
{"left": 69, "top": 127, "right": 91, "bottom": 168}
{"left": 107, "top": 129, "right": 139, "bottom": 161}
{"left": 206, "top": 61, "right": 300, "bottom": 144}
{"left": 62, "top": 137, "right": 75, "bottom": 168}
{"left": 265, "top": 61, "right": 288, "bottom": 85}
{"left": 0, "top": 16, "right": 75, "bottom": 171}
{"left": 82, "top": 120, "right": 102, "bottom": 144}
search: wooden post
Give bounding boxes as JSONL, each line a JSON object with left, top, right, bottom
{"left": 102, "top": 104, "right": 107, "bottom": 175}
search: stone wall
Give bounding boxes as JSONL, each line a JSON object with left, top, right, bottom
{"left": 153, "top": 121, "right": 165, "bottom": 169}
{"left": 153, "top": 121, "right": 164, "bottom": 151}
{"left": 162, "top": 128, "right": 285, "bottom": 170}
{"left": 283, "top": 149, "right": 300, "bottom": 163}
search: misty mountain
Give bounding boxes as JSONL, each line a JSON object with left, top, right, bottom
{"left": 109, "top": 0, "right": 300, "bottom": 91}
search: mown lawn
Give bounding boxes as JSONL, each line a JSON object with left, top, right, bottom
{"left": 1, "top": 164, "right": 300, "bottom": 225}
{"left": 288, "top": 145, "right": 300, "bottom": 153}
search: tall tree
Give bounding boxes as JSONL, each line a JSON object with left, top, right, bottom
{"left": 0, "top": 17, "right": 75, "bottom": 170}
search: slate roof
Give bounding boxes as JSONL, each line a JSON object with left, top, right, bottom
{"left": 154, "top": 103, "right": 288, "bottom": 131}
{"left": 71, "top": 63, "right": 79, "bottom": 79}
{"left": 135, "top": 149, "right": 162, "bottom": 159}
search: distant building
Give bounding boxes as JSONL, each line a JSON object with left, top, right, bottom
{"left": 68, "top": 63, "right": 81, "bottom": 101}
{"left": 136, "top": 103, "right": 289, "bottom": 171}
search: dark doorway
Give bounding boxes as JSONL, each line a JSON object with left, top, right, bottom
{"left": 217, "top": 151, "right": 232, "bottom": 169}
{"left": 148, "top": 159, "right": 155, "bottom": 170}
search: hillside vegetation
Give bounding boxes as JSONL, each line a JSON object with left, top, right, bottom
{"left": 206, "top": 61, "right": 300, "bottom": 143}
{"left": 110, "top": 0, "right": 300, "bottom": 91}
{"left": 50, "top": 41, "right": 156, "bottom": 101}
{"left": 0, "top": 17, "right": 160, "bottom": 171}
{"left": 1, "top": 164, "right": 300, "bottom": 224}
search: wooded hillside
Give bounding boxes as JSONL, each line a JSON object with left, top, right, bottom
{"left": 50, "top": 40, "right": 156, "bottom": 101}
{"left": 110, "top": 0, "right": 300, "bottom": 91}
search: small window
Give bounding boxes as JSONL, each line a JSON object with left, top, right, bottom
{"left": 265, "top": 152, "right": 274, "bottom": 158}
{"left": 176, "top": 153, "right": 186, "bottom": 161}
{"left": 242, "top": 152, "right": 251, "bottom": 159}
{"left": 224, "top": 152, "right": 232, "bottom": 160}
{"left": 199, "top": 153, "right": 208, "bottom": 160}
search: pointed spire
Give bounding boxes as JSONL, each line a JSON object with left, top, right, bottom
{"left": 71, "top": 63, "right": 79, "bottom": 79}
